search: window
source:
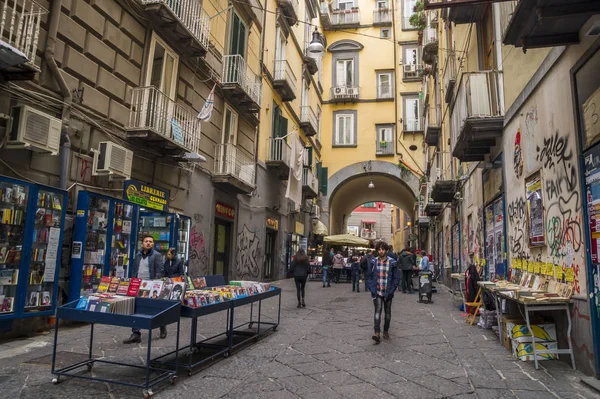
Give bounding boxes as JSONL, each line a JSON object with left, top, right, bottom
{"left": 316, "top": 105, "right": 322, "bottom": 143}
{"left": 336, "top": 59, "right": 354, "bottom": 86}
{"left": 380, "top": 28, "right": 390, "bottom": 39}
{"left": 222, "top": 104, "right": 239, "bottom": 144}
{"left": 403, "top": 0, "right": 417, "bottom": 30}
{"left": 275, "top": 25, "right": 286, "bottom": 63}
{"left": 403, "top": 95, "right": 421, "bottom": 131}
{"left": 333, "top": 111, "right": 356, "bottom": 146}
{"left": 337, "top": 0, "right": 354, "bottom": 10}
{"left": 377, "top": 72, "right": 393, "bottom": 98}
{"left": 272, "top": 104, "right": 288, "bottom": 138}
{"left": 363, "top": 202, "right": 376, "bottom": 207}
{"left": 377, "top": 0, "right": 388, "bottom": 9}
{"left": 377, "top": 125, "right": 393, "bottom": 143}
{"left": 146, "top": 34, "right": 179, "bottom": 99}
{"left": 402, "top": 45, "right": 420, "bottom": 80}
{"left": 229, "top": 12, "right": 247, "bottom": 57}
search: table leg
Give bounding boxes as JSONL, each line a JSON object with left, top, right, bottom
{"left": 175, "top": 319, "right": 180, "bottom": 373}
{"left": 250, "top": 302, "right": 254, "bottom": 326}
{"left": 257, "top": 300, "right": 262, "bottom": 336}
{"left": 228, "top": 306, "right": 235, "bottom": 353}
{"left": 524, "top": 304, "right": 539, "bottom": 370}
{"left": 145, "top": 330, "right": 152, "bottom": 389}
{"left": 565, "top": 304, "right": 576, "bottom": 369}
{"left": 51, "top": 317, "right": 60, "bottom": 374}
{"left": 88, "top": 324, "right": 94, "bottom": 361}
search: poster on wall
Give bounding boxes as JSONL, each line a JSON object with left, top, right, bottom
{"left": 452, "top": 223, "right": 460, "bottom": 272}
{"left": 525, "top": 174, "right": 545, "bottom": 246}
{"left": 494, "top": 199, "right": 504, "bottom": 270}
{"left": 583, "top": 86, "right": 600, "bottom": 148}
{"left": 485, "top": 206, "right": 495, "bottom": 279}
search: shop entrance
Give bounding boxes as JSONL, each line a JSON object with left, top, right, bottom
{"left": 213, "top": 221, "right": 231, "bottom": 279}
{"left": 264, "top": 230, "right": 277, "bottom": 280}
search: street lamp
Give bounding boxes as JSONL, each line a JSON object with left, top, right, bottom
{"left": 368, "top": 179, "right": 375, "bottom": 189}
{"left": 307, "top": 28, "right": 325, "bottom": 56}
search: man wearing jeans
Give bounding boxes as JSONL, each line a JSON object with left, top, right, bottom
{"left": 123, "top": 235, "right": 165, "bottom": 344}
{"left": 366, "top": 242, "right": 400, "bottom": 344}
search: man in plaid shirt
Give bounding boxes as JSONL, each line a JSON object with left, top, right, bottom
{"left": 366, "top": 241, "right": 400, "bottom": 344}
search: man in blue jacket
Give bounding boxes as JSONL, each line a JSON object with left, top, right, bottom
{"left": 123, "top": 235, "right": 165, "bottom": 344}
{"left": 367, "top": 241, "right": 400, "bottom": 344}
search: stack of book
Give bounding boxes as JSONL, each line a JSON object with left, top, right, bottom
{"left": 76, "top": 294, "right": 136, "bottom": 315}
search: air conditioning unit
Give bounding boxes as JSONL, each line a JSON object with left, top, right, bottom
{"left": 92, "top": 141, "right": 133, "bottom": 179}
{"left": 334, "top": 86, "right": 347, "bottom": 96}
{"left": 404, "top": 64, "right": 414, "bottom": 73}
{"left": 311, "top": 205, "right": 321, "bottom": 219}
{"left": 7, "top": 105, "right": 61, "bottom": 155}
{"left": 346, "top": 87, "right": 358, "bottom": 96}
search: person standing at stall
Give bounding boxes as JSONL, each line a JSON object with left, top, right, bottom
{"left": 291, "top": 249, "right": 310, "bottom": 308}
{"left": 367, "top": 242, "right": 400, "bottom": 343}
{"left": 360, "top": 249, "right": 373, "bottom": 291}
{"left": 351, "top": 256, "right": 361, "bottom": 292}
{"left": 123, "top": 235, "right": 165, "bottom": 344}
{"left": 398, "top": 248, "right": 415, "bottom": 294}
{"left": 322, "top": 248, "right": 333, "bottom": 288}
{"left": 164, "top": 248, "right": 184, "bottom": 278}
{"left": 332, "top": 251, "right": 346, "bottom": 283}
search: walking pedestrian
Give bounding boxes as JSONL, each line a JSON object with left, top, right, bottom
{"left": 332, "top": 251, "right": 346, "bottom": 283}
{"left": 164, "top": 248, "right": 184, "bottom": 278}
{"left": 387, "top": 245, "right": 398, "bottom": 261}
{"left": 360, "top": 249, "right": 373, "bottom": 291}
{"left": 398, "top": 248, "right": 414, "bottom": 293}
{"left": 123, "top": 235, "right": 165, "bottom": 343}
{"left": 291, "top": 248, "right": 310, "bottom": 308}
{"left": 321, "top": 248, "right": 333, "bottom": 287}
{"left": 419, "top": 250, "right": 430, "bottom": 272}
{"left": 351, "top": 256, "right": 361, "bottom": 292}
{"left": 366, "top": 242, "right": 400, "bottom": 344}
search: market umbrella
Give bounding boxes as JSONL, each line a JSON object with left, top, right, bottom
{"left": 323, "top": 234, "right": 369, "bottom": 247}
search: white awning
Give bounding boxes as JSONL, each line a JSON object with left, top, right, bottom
{"left": 312, "top": 220, "right": 329, "bottom": 236}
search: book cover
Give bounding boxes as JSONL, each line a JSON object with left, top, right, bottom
{"left": 127, "top": 278, "right": 142, "bottom": 296}
{"left": 117, "top": 278, "right": 131, "bottom": 295}
{"left": 26, "top": 291, "right": 40, "bottom": 308}
{"left": 87, "top": 297, "right": 100, "bottom": 311}
{"left": 108, "top": 277, "right": 121, "bottom": 293}
{"left": 41, "top": 291, "right": 51, "bottom": 306}
{"left": 170, "top": 282, "right": 185, "bottom": 301}
{"left": 122, "top": 220, "right": 132, "bottom": 234}
{"left": 159, "top": 284, "right": 173, "bottom": 299}
{"left": 2, "top": 297, "right": 14, "bottom": 312}
{"left": 97, "top": 276, "right": 111, "bottom": 294}
{"left": 98, "top": 302, "right": 112, "bottom": 313}
{"left": 137, "top": 279, "right": 152, "bottom": 298}
{"left": 149, "top": 281, "right": 163, "bottom": 299}
{"left": 193, "top": 277, "right": 207, "bottom": 289}
{"left": 76, "top": 297, "right": 89, "bottom": 310}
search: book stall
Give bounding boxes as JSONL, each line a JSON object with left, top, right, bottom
{"left": 51, "top": 274, "right": 281, "bottom": 397}
{"left": 472, "top": 260, "right": 576, "bottom": 370}
{"left": 0, "top": 175, "right": 66, "bottom": 329}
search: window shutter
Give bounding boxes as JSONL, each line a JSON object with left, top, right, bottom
{"left": 305, "top": 146, "right": 313, "bottom": 167}
{"left": 320, "top": 167, "right": 328, "bottom": 195}
{"left": 279, "top": 115, "right": 288, "bottom": 138}
{"left": 316, "top": 162, "right": 322, "bottom": 187}
{"left": 272, "top": 105, "right": 280, "bottom": 138}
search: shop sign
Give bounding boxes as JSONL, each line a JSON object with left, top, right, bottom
{"left": 123, "top": 180, "right": 169, "bottom": 211}
{"left": 216, "top": 202, "right": 235, "bottom": 220}
{"left": 295, "top": 221, "right": 304, "bottom": 235}
{"left": 266, "top": 217, "right": 279, "bottom": 231}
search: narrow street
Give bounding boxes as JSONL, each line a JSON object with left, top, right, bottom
{"left": 0, "top": 278, "right": 598, "bottom": 399}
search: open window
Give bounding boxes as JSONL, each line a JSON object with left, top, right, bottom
{"left": 146, "top": 33, "right": 179, "bottom": 98}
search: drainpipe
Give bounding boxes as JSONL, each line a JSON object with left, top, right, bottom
{"left": 492, "top": 3, "right": 505, "bottom": 114}
{"left": 391, "top": 0, "right": 399, "bottom": 156}
{"left": 45, "top": 0, "right": 72, "bottom": 189}
{"left": 253, "top": 1, "right": 268, "bottom": 188}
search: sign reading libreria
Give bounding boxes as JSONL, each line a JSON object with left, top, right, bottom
{"left": 123, "top": 180, "right": 170, "bottom": 211}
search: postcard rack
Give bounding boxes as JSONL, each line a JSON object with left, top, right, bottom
{"left": 51, "top": 298, "right": 181, "bottom": 398}
{"left": 152, "top": 275, "right": 282, "bottom": 375}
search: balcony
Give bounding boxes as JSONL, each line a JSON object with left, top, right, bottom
{"left": 222, "top": 55, "right": 261, "bottom": 113}
{"left": 373, "top": 8, "right": 392, "bottom": 26}
{"left": 0, "top": 0, "right": 47, "bottom": 80}
{"left": 430, "top": 167, "right": 456, "bottom": 203}
{"left": 361, "top": 230, "right": 376, "bottom": 240}
{"left": 213, "top": 143, "right": 256, "bottom": 194}
{"left": 376, "top": 140, "right": 394, "bottom": 156}
{"left": 502, "top": 0, "right": 600, "bottom": 51}
{"left": 424, "top": 0, "right": 485, "bottom": 25}
{"left": 127, "top": 86, "right": 201, "bottom": 156}
{"left": 424, "top": 105, "right": 441, "bottom": 146}
{"left": 300, "top": 106, "right": 318, "bottom": 137}
{"left": 422, "top": 25, "right": 438, "bottom": 65}
{"left": 276, "top": 0, "right": 299, "bottom": 26}
{"left": 331, "top": 9, "right": 360, "bottom": 28}
{"left": 302, "top": 167, "right": 319, "bottom": 199}
{"left": 443, "top": 51, "right": 457, "bottom": 104}
{"left": 140, "top": 0, "right": 210, "bottom": 56}
{"left": 403, "top": 64, "right": 423, "bottom": 81}
{"left": 403, "top": 119, "right": 423, "bottom": 133}
{"left": 451, "top": 71, "right": 504, "bottom": 162}
{"left": 320, "top": 2, "right": 332, "bottom": 29}
{"left": 424, "top": 201, "right": 443, "bottom": 217}
{"left": 302, "top": 42, "right": 319, "bottom": 75}
{"left": 331, "top": 85, "right": 360, "bottom": 103}
{"left": 273, "top": 59, "right": 297, "bottom": 102}
{"left": 266, "top": 137, "right": 291, "bottom": 179}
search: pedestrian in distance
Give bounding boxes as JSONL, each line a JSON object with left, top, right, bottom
{"left": 351, "top": 255, "right": 361, "bottom": 292}
{"left": 321, "top": 248, "right": 333, "bottom": 287}
{"left": 387, "top": 245, "right": 398, "bottom": 261}
{"left": 366, "top": 241, "right": 400, "bottom": 344}
{"left": 420, "top": 250, "right": 430, "bottom": 272}
{"left": 123, "top": 235, "right": 165, "bottom": 344}
{"left": 360, "top": 249, "right": 373, "bottom": 292}
{"left": 398, "top": 248, "right": 415, "bottom": 293}
{"left": 164, "top": 248, "right": 184, "bottom": 278}
{"left": 291, "top": 248, "right": 310, "bottom": 308}
{"left": 332, "top": 251, "right": 346, "bottom": 283}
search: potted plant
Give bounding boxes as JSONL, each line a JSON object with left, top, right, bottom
{"left": 409, "top": 1, "right": 427, "bottom": 43}
{"left": 379, "top": 140, "right": 387, "bottom": 148}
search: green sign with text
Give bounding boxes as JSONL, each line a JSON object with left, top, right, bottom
{"left": 123, "top": 180, "right": 169, "bottom": 211}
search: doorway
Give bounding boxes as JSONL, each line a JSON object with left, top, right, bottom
{"left": 264, "top": 230, "right": 277, "bottom": 280}
{"left": 213, "top": 220, "right": 231, "bottom": 280}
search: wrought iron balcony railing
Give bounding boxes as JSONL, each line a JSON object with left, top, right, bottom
{"left": 373, "top": 8, "right": 391, "bottom": 25}
{"left": 222, "top": 54, "right": 262, "bottom": 106}
{"left": 300, "top": 106, "right": 318, "bottom": 137}
{"left": 376, "top": 140, "right": 394, "bottom": 156}
{"left": 332, "top": 9, "right": 360, "bottom": 26}
{"left": 128, "top": 86, "right": 201, "bottom": 154}
{"left": 302, "top": 167, "right": 319, "bottom": 195}
{"left": 214, "top": 143, "right": 256, "bottom": 187}
{"left": 267, "top": 137, "right": 291, "bottom": 165}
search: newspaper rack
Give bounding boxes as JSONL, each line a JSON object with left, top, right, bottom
{"left": 152, "top": 275, "right": 282, "bottom": 375}
{"left": 51, "top": 298, "right": 181, "bottom": 398}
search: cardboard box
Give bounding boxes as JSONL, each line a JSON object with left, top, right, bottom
{"left": 507, "top": 322, "right": 557, "bottom": 343}
{"left": 512, "top": 341, "right": 557, "bottom": 361}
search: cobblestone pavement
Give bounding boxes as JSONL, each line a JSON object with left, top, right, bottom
{"left": 0, "top": 278, "right": 599, "bottom": 399}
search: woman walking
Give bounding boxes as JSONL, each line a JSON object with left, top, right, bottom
{"left": 332, "top": 251, "right": 346, "bottom": 283}
{"left": 292, "top": 248, "right": 310, "bottom": 308}
{"left": 321, "top": 248, "right": 333, "bottom": 287}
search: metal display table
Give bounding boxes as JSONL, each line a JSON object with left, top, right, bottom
{"left": 51, "top": 298, "right": 181, "bottom": 398}
{"left": 152, "top": 275, "right": 281, "bottom": 375}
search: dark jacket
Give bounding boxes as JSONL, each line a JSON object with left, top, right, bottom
{"left": 360, "top": 254, "right": 373, "bottom": 274}
{"left": 164, "top": 256, "right": 184, "bottom": 277}
{"left": 366, "top": 256, "right": 400, "bottom": 299}
{"left": 322, "top": 252, "right": 333, "bottom": 268}
{"left": 387, "top": 250, "right": 398, "bottom": 261}
{"left": 132, "top": 248, "right": 164, "bottom": 279}
{"left": 398, "top": 250, "right": 414, "bottom": 271}
{"left": 351, "top": 259, "right": 361, "bottom": 273}
{"left": 292, "top": 259, "right": 310, "bottom": 278}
